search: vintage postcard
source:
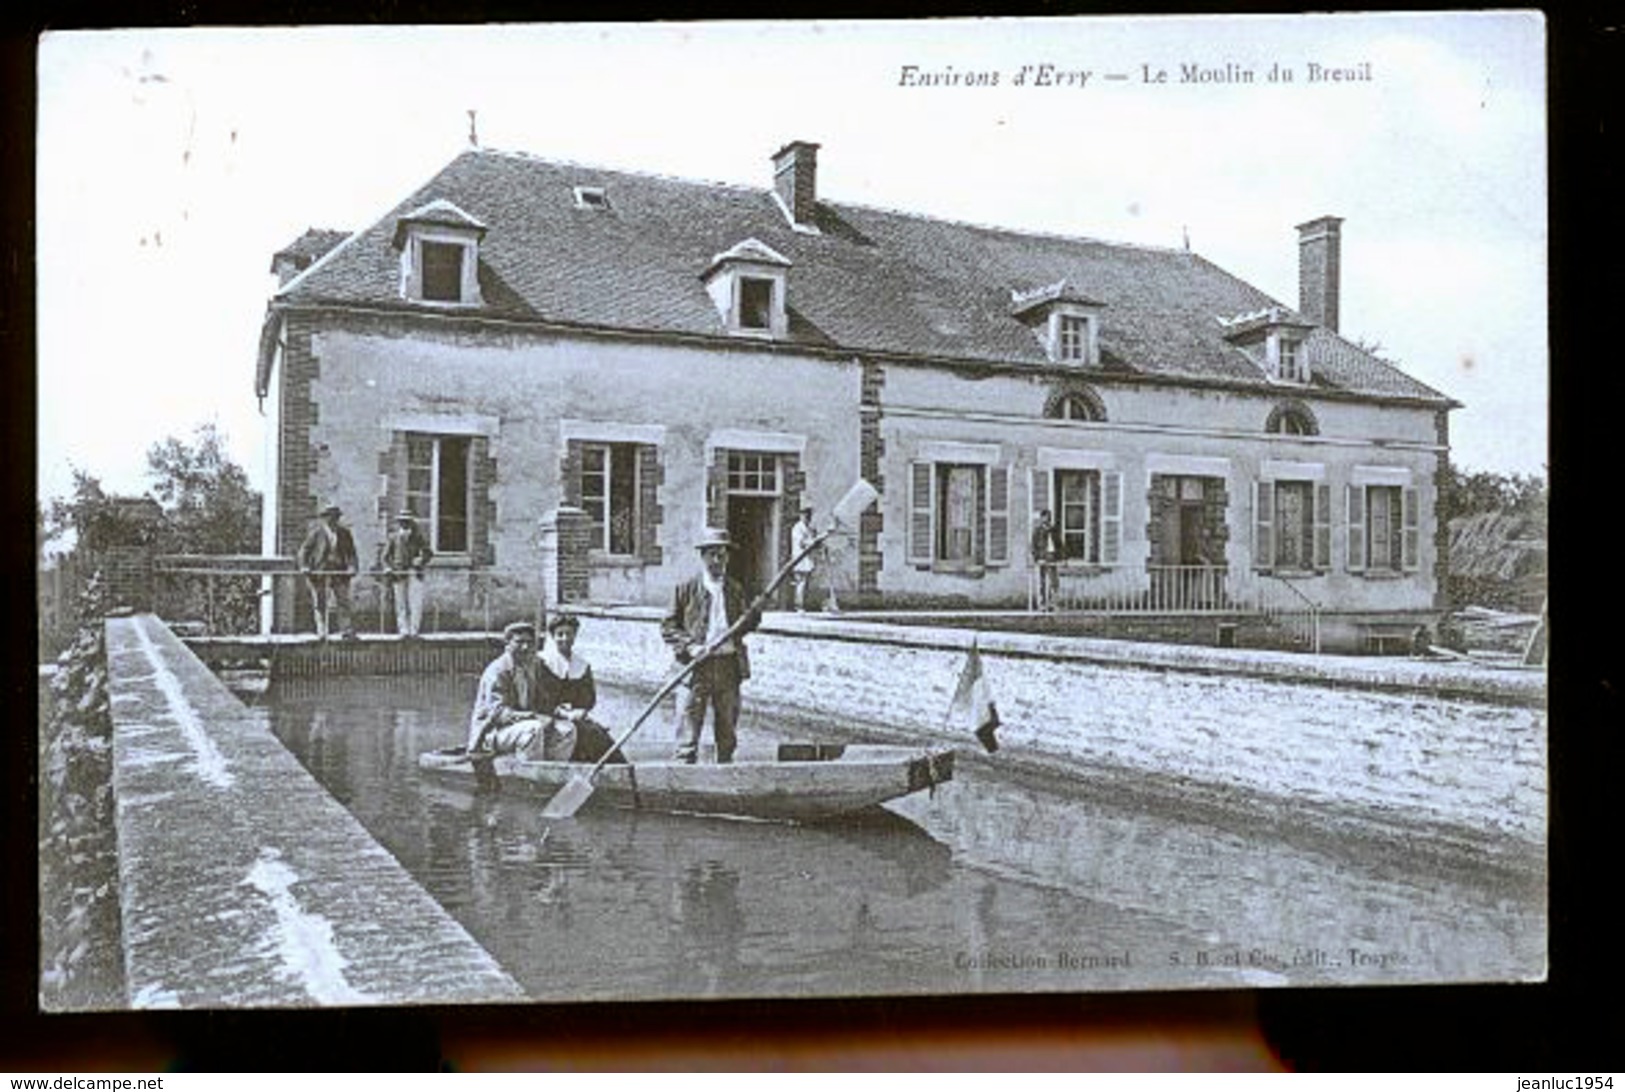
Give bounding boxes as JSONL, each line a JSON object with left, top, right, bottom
{"left": 36, "top": 13, "right": 1547, "bottom": 1011}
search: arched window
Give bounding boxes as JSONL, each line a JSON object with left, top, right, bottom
{"left": 1265, "top": 400, "right": 1319, "bottom": 436}
{"left": 1044, "top": 385, "right": 1106, "bottom": 423}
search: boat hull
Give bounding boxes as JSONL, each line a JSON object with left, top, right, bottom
{"left": 417, "top": 743, "right": 956, "bottom": 822}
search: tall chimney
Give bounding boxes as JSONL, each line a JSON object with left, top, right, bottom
{"left": 772, "top": 141, "right": 820, "bottom": 227}
{"left": 1296, "top": 215, "right": 1344, "bottom": 331}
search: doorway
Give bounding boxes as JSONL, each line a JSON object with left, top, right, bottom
{"left": 727, "top": 496, "right": 778, "bottom": 600}
{"left": 1150, "top": 474, "right": 1225, "bottom": 608}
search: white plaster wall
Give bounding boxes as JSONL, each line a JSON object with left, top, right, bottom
{"left": 877, "top": 362, "right": 1442, "bottom": 611}
{"left": 302, "top": 323, "right": 862, "bottom": 608}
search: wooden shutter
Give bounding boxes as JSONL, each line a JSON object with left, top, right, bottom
{"left": 705, "top": 452, "right": 729, "bottom": 530}
{"left": 1253, "top": 480, "right": 1274, "bottom": 572}
{"left": 987, "top": 466, "right": 1010, "bottom": 566}
{"left": 1402, "top": 486, "right": 1420, "bottom": 572}
{"left": 908, "top": 461, "right": 934, "bottom": 565}
{"left": 1313, "top": 483, "right": 1331, "bottom": 570}
{"left": 1029, "top": 467, "right": 1050, "bottom": 554}
{"left": 1346, "top": 484, "right": 1366, "bottom": 572}
{"left": 1101, "top": 471, "right": 1123, "bottom": 566}
{"left": 636, "top": 444, "right": 663, "bottom": 564}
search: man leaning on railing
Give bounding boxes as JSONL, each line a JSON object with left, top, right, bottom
{"left": 297, "top": 503, "right": 359, "bottom": 641}
{"left": 383, "top": 510, "right": 434, "bottom": 638}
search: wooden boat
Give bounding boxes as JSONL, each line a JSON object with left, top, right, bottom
{"left": 417, "top": 741, "right": 956, "bottom": 823}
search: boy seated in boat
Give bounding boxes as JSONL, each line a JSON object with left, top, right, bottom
{"left": 537, "top": 612, "right": 623, "bottom": 764}
{"left": 465, "top": 622, "right": 576, "bottom": 760}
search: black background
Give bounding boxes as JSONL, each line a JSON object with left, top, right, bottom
{"left": 2, "top": 2, "right": 1614, "bottom": 1071}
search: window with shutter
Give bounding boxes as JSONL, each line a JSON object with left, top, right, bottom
{"left": 1314, "top": 483, "right": 1331, "bottom": 569}
{"left": 908, "top": 462, "right": 934, "bottom": 565}
{"left": 1029, "top": 468, "right": 1050, "bottom": 543}
{"left": 1367, "top": 485, "right": 1404, "bottom": 572}
{"left": 1101, "top": 471, "right": 1122, "bottom": 566}
{"left": 1346, "top": 484, "right": 1366, "bottom": 572}
{"left": 1253, "top": 480, "right": 1274, "bottom": 572}
{"left": 1402, "top": 486, "right": 1420, "bottom": 572}
{"left": 987, "top": 467, "right": 1010, "bottom": 566}
{"left": 1053, "top": 469, "right": 1100, "bottom": 563}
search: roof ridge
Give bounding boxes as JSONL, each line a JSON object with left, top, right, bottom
{"left": 824, "top": 195, "right": 1192, "bottom": 257}
{"left": 468, "top": 145, "right": 769, "bottom": 197}
{"left": 472, "top": 145, "right": 1186, "bottom": 255}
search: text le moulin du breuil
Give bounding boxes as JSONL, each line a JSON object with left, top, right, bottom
{"left": 898, "top": 60, "right": 1374, "bottom": 90}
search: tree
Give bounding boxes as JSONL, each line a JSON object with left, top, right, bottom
{"left": 143, "top": 425, "right": 263, "bottom": 632}
{"left": 1439, "top": 464, "right": 1548, "bottom": 525}
{"left": 43, "top": 468, "right": 124, "bottom": 554}
{"left": 42, "top": 426, "right": 264, "bottom": 634}
{"left": 144, "top": 423, "right": 261, "bottom": 555}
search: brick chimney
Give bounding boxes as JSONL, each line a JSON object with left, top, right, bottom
{"left": 772, "top": 141, "right": 820, "bottom": 227}
{"left": 1296, "top": 216, "right": 1344, "bottom": 331}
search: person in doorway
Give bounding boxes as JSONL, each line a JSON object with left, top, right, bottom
{"left": 297, "top": 503, "right": 359, "bottom": 640}
{"left": 466, "top": 622, "right": 576, "bottom": 760}
{"left": 790, "top": 505, "right": 817, "bottom": 612}
{"left": 383, "top": 510, "right": 434, "bottom": 638}
{"left": 536, "top": 612, "right": 624, "bottom": 764}
{"left": 661, "top": 528, "right": 762, "bottom": 764}
{"left": 1031, "top": 508, "right": 1060, "bottom": 612}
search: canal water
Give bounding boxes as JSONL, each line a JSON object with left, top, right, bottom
{"left": 262, "top": 675, "right": 1544, "bottom": 1002}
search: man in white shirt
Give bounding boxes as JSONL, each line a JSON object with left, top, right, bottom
{"left": 790, "top": 505, "right": 817, "bottom": 612}
{"left": 660, "top": 528, "right": 762, "bottom": 763}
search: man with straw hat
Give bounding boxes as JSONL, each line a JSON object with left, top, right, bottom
{"left": 383, "top": 509, "right": 434, "bottom": 638}
{"left": 661, "top": 528, "right": 761, "bottom": 764}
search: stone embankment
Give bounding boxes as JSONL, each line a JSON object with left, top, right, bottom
{"left": 103, "top": 614, "right": 523, "bottom": 1009}
{"left": 39, "top": 600, "right": 127, "bottom": 1011}
{"left": 574, "top": 609, "right": 1546, "bottom": 870}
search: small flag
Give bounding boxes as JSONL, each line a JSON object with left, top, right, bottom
{"left": 948, "top": 644, "right": 1001, "bottom": 754}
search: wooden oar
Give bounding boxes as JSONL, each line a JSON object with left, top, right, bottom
{"left": 541, "top": 478, "right": 878, "bottom": 820}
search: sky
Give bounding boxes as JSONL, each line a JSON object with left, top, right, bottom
{"left": 36, "top": 14, "right": 1548, "bottom": 512}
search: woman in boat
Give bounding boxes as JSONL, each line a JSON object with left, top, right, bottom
{"left": 537, "top": 612, "right": 623, "bottom": 764}
{"left": 465, "top": 622, "right": 577, "bottom": 760}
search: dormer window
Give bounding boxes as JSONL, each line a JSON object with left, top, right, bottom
{"left": 1058, "top": 314, "right": 1089, "bottom": 362}
{"left": 393, "top": 199, "right": 486, "bottom": 308}
{"left": 1011, "top": 280, "right": 1104, "bottom": 367}
{"left": 420, "top": 241, "right": 466, "bottom": 302}
{"left": 702, "top": 238, "right": 791, "bottom": 339}
{"left": 738, "top": 277, "right": 775, "bottom": 331}
{"left": 1219, "top": 307, "right": 1313, "bottom": 384}
{"left": 1278, "top": 336, "right": 1305, "bottom": 382}
{"left": 573, "top": 185, "right": 610, "bottom": 210}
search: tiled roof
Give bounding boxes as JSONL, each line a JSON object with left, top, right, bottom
{"left": 271, "top": 228, "right": 350, "bottom": 270}
{"left": 275, "top": 148, "right": 1452, "bottom": 404}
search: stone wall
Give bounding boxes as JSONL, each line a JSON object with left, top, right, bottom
{"left": 104, "top": 615, "right": 523, "bottom": 1008}
{"left": 572, "top": 610, "right": 1544, "bottom": 863}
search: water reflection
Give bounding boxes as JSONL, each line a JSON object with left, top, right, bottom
{"left": 266, "top": 675, "right": 1544, "bottom": 1000}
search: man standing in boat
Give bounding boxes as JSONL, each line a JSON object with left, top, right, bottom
{"left": 537, "top": 612, "right": 623, "bottom": 764}
{"left": 662, "top": 528, "right": 762, "bottom": 764}
{"left": 466, "top": 621, "right": 577, "bottom": 760}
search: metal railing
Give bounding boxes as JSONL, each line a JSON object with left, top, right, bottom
{"left": 153, "top": 556, "right": 541, "bottom": 637}
{"left": 1031, "top": 564, "right": 1322, "bottom": 649}
{"left": 1034, "top": 564, "right": 1237, "bottom": 614}
{"left": 1258, "top": 574, "right": 1323, "bottom": 653}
